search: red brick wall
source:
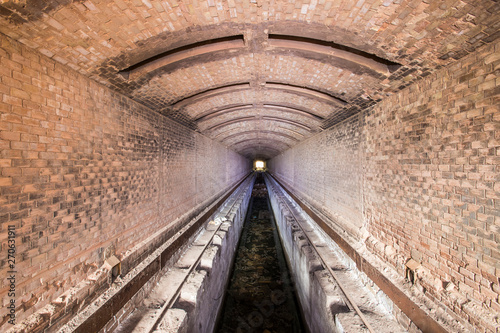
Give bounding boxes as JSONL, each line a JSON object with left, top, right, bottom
{"left": 269, "top": 114, "right": 364, "bottom": 237}
{"left": 270, "top": 40, "right": 499, "bottom": 330}
{"left": 0, "top": 33, "right": 249, "bottom": 328}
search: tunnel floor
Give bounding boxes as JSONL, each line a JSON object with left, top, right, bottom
{"left": 216, "top": 174, "right": 305, "bottom": 333}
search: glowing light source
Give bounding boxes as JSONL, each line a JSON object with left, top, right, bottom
{"left": 254, "top": 160, "right": 266, "bottom": 171}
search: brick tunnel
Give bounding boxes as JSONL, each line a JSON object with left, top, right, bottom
{"left": 0, "top": 1, "right": 499, "bottom": 332}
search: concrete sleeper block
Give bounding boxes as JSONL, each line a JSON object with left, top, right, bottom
{"left": 159, "top": 308, "right": 188, "bottom": 333}
{"left": 177, "top": 271, "right": 207, "bottom": 312}
{"left": 308, "top": 257, "right": 323, "bottom": 273}
{"left": 328, "top": 295, "right": 350, "bottom": 315}
{"left": 198, "top": 245, "right": 219, "bottom": 273}
{"left": 313, "top": 270, "right": 347, "bottom": 311}
{"left": 335, "top": 312, "right": 366, "bottom": 333}
{"left": 211, "top": 232, "right": 224, "bottom": 247}
{"left": 293, "top": 231, "right": 309, "bottom": 248}
{"left": 220, "top": 222, "right": 231, "bottom": 232}
{"left": 300, "top": 245, "right": 323, "bottom": 272}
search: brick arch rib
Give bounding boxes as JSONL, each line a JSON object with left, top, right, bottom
{"left": 206, "top": 117, "right": 312, "bottom": 133}
{"left": 221, "top": 130, "right": 300, "bottom": 143}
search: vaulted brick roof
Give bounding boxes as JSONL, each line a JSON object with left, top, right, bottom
{"left": 1, "top": 0, "right": 498, "bottom": 159}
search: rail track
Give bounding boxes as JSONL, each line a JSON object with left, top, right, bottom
{"left": 112, "top": 174, "right": 255, "bottom": 333}
{"left": 148, "top": 175, "right": 255, "bottom": 332}
{"left": 264, "top": 173, "right": 406, "bottom": 333}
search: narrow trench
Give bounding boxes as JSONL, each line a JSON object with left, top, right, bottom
{"left": 216, "top": 174, "right": 305, "bottom": 333}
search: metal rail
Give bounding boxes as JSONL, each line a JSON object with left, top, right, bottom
{"left": 265, "top": 174, "right": 376, "bottom": 333}
{"left": 267, "top": 174, "right": 448, "bottom": 333}
{"left": 68, "top": 173, "right": 252, "bottom": 333}
{"left": 148, "top": 175, "right": 255, "bottom": 332}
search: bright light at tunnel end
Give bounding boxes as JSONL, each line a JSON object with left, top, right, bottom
{"left": 254, "top": 160, "right": 266, "bottom": 171}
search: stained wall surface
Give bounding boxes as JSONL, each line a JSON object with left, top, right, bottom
{"left": 0, "top": 33, "right": 248, "bottom": 328}
{"left": 269, "top": 39, "right": 500, "bottom": 331}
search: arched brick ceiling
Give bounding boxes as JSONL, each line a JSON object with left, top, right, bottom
{"left": 1, "top": 0, "right": 498, "bottom": 159}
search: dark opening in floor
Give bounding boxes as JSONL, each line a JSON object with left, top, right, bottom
{"left": 216, "top": 174, "right": 305, "bottom": 333}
